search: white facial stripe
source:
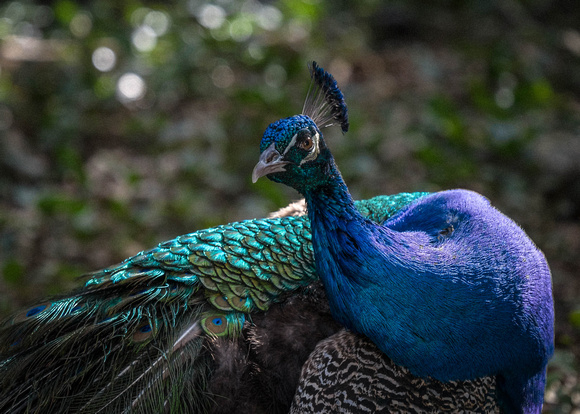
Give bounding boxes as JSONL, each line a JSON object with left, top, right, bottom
{"left": 300, "top": 131, "right": 319, "bottom": 165}
{"left": 283, "top": 133, "right": 298, "bottom": 156}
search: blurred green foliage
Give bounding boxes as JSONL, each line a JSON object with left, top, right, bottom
{"left": 0, "top": 0, "right": 579, "bottom": 411}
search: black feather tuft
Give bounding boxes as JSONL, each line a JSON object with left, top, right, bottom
{"left": 302, "top": 61, "right": 349, "bottom": 133}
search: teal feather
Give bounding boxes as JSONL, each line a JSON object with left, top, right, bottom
{"left": 0, "top": 193, "right": 429, "bottom": 413}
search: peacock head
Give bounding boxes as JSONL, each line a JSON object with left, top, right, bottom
{"left": 252, "top": 62, "right": 349, "bottom": 194}
{"left": 252, "top": 114, "right": 333, "bottom": 193}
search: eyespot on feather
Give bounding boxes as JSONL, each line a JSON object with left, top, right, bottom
{"left": 70, "top": 304, "right": 84, "bottom": 313}
{"left": 133, "top": 321, "right": 155, "bottom": 342}
{"left": 12, "top": 302, "right": 51, "bottom": 324}
{"left": 228, "top": 295, "right": 252, "bottom": 312}
{"left": 208, "top": 294, "right": 231, "bottom": 311}
{"left": 201, "top": 314, "right": 228, "bottom": 336}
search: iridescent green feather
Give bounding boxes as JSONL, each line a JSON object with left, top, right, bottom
{"left": 83, "top": 193, "right": 427, "bottom": 327}
{"left": 0, "top": 192, "right": 427, "bottom": 413}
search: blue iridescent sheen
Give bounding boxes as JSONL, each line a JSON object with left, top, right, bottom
{"left": 256, "top": 62, "right": 554, "bottom": 414}
{"left": 259, "top": 115, "right": 314, "bottom": 153}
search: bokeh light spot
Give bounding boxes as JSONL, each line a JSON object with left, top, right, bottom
{"left": 117, "top": 73, "right": 146, "bottom": 102}
{"left": 563, "top": 30, "right": 580, "bottom": 56}
{"left": 132, "top": 25, "right": 157, "bottom": 52}
{"left": 263, "top": 64, "right": 286, "bottom": 88}
{"left": 92, "top": 47, "right": 116, "bottom": 72}
{"left": 4, "top": 2, "right": 26, "bottom": 22}
{"left": 69, "top": 12, "right": 92, "bottom": 38}
{"left": 256, "top": 5, "right": 282, "bottom": 31}
{"left": 495, "top": 88, "right": 514, "bottom": 109}
{"left": 229, "top": 18, "right": 253, "bottom": 42}
{"left": 197, "top": 4, "right": 226, "bottom": 30}
{"left": 211, "top": 65, "right": 234, "bottom": 89}
{"left": 144, "top": 10, "right": 170, "bottom": 36}
{"left": 247, "top": 43, "right": 264, "bottom": 61}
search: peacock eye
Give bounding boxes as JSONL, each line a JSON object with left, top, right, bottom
{"left": 298, "top": 136, "right": 314, "bottom": 151}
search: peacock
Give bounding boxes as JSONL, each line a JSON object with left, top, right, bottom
{"left": 0, "top": 61, "right": 549, "bottom": 414}
{"left": 252, "top": 62, "right": 554, "bottom": 414}
{"left": 0, "top": 192, "right": 501, "bottom": 413}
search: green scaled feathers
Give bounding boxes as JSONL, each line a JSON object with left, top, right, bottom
{"left": 82, "top": 192, "right": 428, "bottom": 337}
{"left": 0, "top": 192, "right": 427, "bottom": 413}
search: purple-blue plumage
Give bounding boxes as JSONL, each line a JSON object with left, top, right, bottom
{"left": 307, "top": 185, "right": 554, "bottom": 413}
{"left": 253, "top": 62, "right": 555, "bottom": 414}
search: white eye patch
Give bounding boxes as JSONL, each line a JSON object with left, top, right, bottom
{"left": 281, "top": 131, "right": 320, "bottom": 165}
{"left": 299, "top": 132, "right": 319, "bottom": 165}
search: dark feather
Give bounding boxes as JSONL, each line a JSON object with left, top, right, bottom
{"left": 303, "top": 61, "right": 349, "bottom": 133}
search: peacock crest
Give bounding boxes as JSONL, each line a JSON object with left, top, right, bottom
{"left": 302, "top": 61, "right": 349, "bottom": 133}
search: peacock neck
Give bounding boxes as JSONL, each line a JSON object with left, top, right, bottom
{"left": 303, "top": 160, "right": 359, "bottom": 221}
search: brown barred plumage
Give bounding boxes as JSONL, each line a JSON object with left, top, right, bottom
{"left": 291, "top": 330, "right": 499, "bottom": 414}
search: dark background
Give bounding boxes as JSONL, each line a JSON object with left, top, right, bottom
{"left": 0, "top": 1, "right": 578, "bottom": 411}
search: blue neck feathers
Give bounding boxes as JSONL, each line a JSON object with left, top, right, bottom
{"left": 303, "top": 157, "right": 553, "bottom": 414}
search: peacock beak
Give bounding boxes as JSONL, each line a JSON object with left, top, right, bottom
{"left": 252, "top": 143, "right": 289, "bottom": 183}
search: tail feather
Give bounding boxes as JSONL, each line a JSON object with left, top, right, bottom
{"left": 0, "top": 280, "right": 212, "bottom": 413}
{"left": 0, "top": 193, "right": 429, "bottom": 413}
